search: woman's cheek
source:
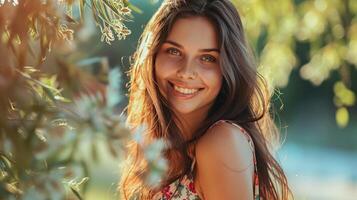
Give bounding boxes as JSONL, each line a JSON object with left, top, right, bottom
{"left": 198, "top": 65, "right": 222, "bottom": 87}
{"left": 156, "top": 55, "right": 179, "bottom": 79}
{"left": 198, "top": 65, "right": 221, "bottom": 77}
{"left": 161, "top": 56, "right": 182, "bottom": 71}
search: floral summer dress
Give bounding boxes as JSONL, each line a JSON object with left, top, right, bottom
{"left": 152, "top": 120, "right": 261, "bottom": 200}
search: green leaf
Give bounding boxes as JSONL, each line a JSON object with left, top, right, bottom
{"left": 0, "top": 154, "right": 16, "bottom": 180}
{"left": 70, "top": 187, "right": 83, "bottom": 200}
{"left": 127, "top": 2, "right": 142, "bottom": 14}
{"left": 79, "top": 0, "right": 85, "bottom": 22}
{"left": 102, "top": 0, "right": 122, "bottom": 18}
{"left": 54, "top": 95, "right": 71, "bottom": 103}
{"left": 91, "top": 140, "right": 98, "bottom": 162}
{"left": 65, "top": 14, "right": 77, "bottom": 24}
{"left": 96, "top": 0, "right": 110, "bottom": 22}
{"left": 90, "top": 0, "right": 100, "bottom": 25}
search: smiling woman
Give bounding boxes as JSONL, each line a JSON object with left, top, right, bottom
{"left": 155, "top": 16, "right": 223, "bottom": 136}
{"left": 119, "top": 0, "right": 292, "bottom": 200}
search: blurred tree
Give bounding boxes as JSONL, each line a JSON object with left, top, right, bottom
{"left": 233, "top": 0, "right": 356, "bottom": 128}
{"left": 0, "top": 0, "right": 166, "bottom": 199}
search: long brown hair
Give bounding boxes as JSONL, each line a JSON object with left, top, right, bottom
{"left": 119, "top": 0, "right": 292, "bottom": 199}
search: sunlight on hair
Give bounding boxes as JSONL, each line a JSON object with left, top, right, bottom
{"left": 137, "top": 31, "right": 153, "bottom": 65}
{"left": 0, "top": 0, "right": 18, "bottom": 6}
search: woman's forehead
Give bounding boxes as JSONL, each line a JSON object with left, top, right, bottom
{"left": 165, "top": 16, "right": 219, "bottom": 50}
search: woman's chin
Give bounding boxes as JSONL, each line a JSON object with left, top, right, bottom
{"left": 172, "top": 105, "right": 196, "bottom": 115}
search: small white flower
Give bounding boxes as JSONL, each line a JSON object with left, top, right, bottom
{"left": 132, "top": 124, "right": 147, "bottom": 145}
{"left": 146, "top": 170, "right": 162, "bottom": 187}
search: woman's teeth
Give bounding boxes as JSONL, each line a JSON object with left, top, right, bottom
{"left": 173, "top": 85, "right": 199, "bottom": 94}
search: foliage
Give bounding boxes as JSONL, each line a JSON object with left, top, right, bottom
{"left": 0, "top": 0, "right": 166, "bottom": 199}
{"left": 234, "top": 0, "right": 357, "bottom": 127}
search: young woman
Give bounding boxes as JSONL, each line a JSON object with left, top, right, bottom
{"left": 119, "top": 0, "right": 291, "bottom": 199}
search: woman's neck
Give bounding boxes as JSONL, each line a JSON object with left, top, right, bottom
{"left": 175, "top": 109, "right": 209, "bottom": 141}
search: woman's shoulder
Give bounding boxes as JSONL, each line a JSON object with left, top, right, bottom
{"left": 195, "top": 119, "right": 255, "bottom": 172}
{"left": 192, "top": 120, "right": 256, "bottom": 198}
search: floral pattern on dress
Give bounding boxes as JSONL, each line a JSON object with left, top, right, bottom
{"left": 152, "top": 174, "right": 200, "bottom": 200}
{"left": 152, "top": 120, "right": 261, "bottom": 200}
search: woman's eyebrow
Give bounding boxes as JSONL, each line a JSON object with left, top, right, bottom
{"left": 164, "top": 40, "right": 220, "bottom": 53}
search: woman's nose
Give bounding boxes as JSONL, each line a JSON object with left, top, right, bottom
{"left": 176, "top": 59, "right": 197, "bottom": 80}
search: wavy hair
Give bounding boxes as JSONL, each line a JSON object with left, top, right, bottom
{"left": 119, "top": 0, "right": 292, "bottom": 199}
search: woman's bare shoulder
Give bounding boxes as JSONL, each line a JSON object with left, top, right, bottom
{"left": 194, "top": 120, "right": 255, "bottom": 199}
{"left": 195, "top": 120, "right": 254, "bottom": 172}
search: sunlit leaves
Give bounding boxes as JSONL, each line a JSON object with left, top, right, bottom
{"left": 259, "top": 42, "right": 297, "bottom": 88}
{"left": 90, "top": 0, "right": 133, "bottom": 44}
{"left": 16, "top": 67, "right": 68, "bottom": 105}
{"left": 0, "top": 0, "right": 139, "bottom": 199}
{"left": 336, "top": 107, "right": 349, "bottom": 128}
{"left": 333, "top": 81, "right": 355, "bottom": 128}
{"left": 58, "top": 24, "right": 75, "bottom": 41}
{"left": 100, "top": 25, "right": 115, "bottom": 44}
{"left": 300, "top": 43, "right": 343, "bottom": 85}
{"left": 235, "top": 0, "right": 356, "bottom": 85}
{"left": 334, "top": 81, "right": 356, "bottom": 107}
{"left": 67, "top": 177, "right": 90, "bottom": 195}
{"left": 346, "top": 23, "right": 357, "bottom": 67}
{"left": 234, "top": 0, "right": 356, "bottom": 127}
{"left": 296, "top": 0, "right": 328, "bottom": 41}
{"left": 20, "top": 166, "right": 80, "bottom": 200}
{"left": 234, "top": 0, "right": 299, "bottom": 89}
{"left": 0, "top": 67, "right": 132, "bottom": 199}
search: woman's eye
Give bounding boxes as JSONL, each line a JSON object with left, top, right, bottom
{"left": 166, "top": 48, "right": 181, "bottom": 56}
{"left": 201, "top": 55, "right": 217, "bottom": 63}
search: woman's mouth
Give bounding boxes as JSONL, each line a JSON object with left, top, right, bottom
{"left": 168, "top": 81, "right": 204, "bottom": 99}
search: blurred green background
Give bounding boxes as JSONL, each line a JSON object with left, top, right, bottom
{"left": 0, "top": 0, "right": 356, "bottom": 200}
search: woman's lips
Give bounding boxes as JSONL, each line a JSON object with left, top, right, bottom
{"left": 168, "top": 81, "right": 204, "bottom": 100}
{"left": 168, "top": 81, "right": 204, "bottom": 90}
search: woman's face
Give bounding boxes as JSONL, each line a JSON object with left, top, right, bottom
{"left": 154, "top": 16, "right": 222, "bottom": 116}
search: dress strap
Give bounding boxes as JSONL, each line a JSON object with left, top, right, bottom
{"left": 190, "top": 156, "right": 196, "bottom": 172}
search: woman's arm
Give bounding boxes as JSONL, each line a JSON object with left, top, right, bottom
{"left": 195, "top": 121, "right": 255, "bottom": 200}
